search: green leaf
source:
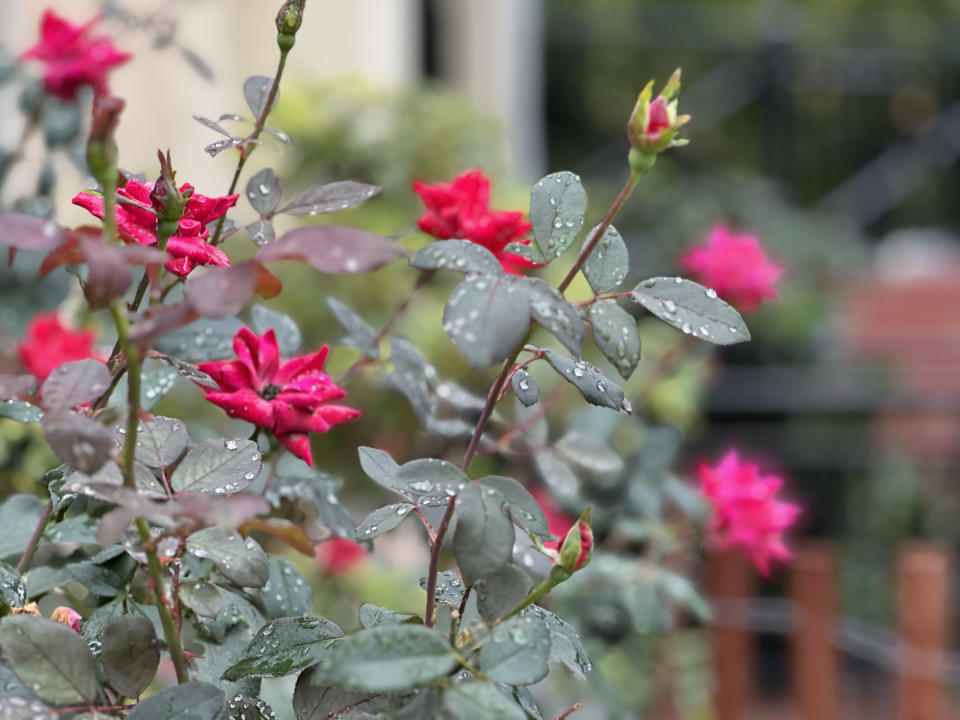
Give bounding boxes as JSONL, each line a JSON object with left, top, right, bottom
{"left": 294, "top": 667, "right": 400, "bottom": 720}
{"left": 545, "top": 351, "right": 626, "bottom": 411}
{"left": 475, "top": 564, "right": 532, "bottom": 621}
{"left": 442, "top": 274, "right": 530, "bottom": 370}
{"left": 0, "top": 495, "right": 45, "bottom": 560}
{"left": 223, "top": 695, "right": 276, "bottom": 720}
{"left": 453, "top": 483, "right": 514, "bottom": 584}
{"left": 223, "top": 616, "right": 343, "bottom": 680}
{"left": 357, "top": 446, "right": 401, "bottom": 491}
{"left": 171, "top": 438, "right": 262, "bottom": 495}
{"left": 385, "top": 337, "right": 436, "bottom": 422}
{"left": 582, "top": 224, "right": 629, "bottom": 294}
{"left": 443, "top": 681, "right": 526, "bottom": 720}
{"left": 251, "top": 305, "right": 301, "bottom": 354}
{"left": 358, "top": 603, "right": 418, "bottom": 628}
{"left": 44, "top": 514, "right": 99, "bottom": 545}
{"left": 245, "top": 168, "right": 282, "bottom": 216}
{"left": 355, "top": 503, "right": 414, "bottom": 540}
{"left": 409, "top": 239, "right": 503, "bottom": 275}
{"left": 523, "top": 277, "right": 585, "bottom": 356}
{"left": 532, "top": 451, "right": 579, "bottom": 500}
{"left": 186, "top": 528, "right": 269, "bottom": 588}
{"left": 126, "top": 682, "right": 224, "bottom": 720}
{"left": 0, "top": 400, "right": 43, "bottom": 423}
{"left": 178, "top": 581, "right": 223, "bottom": 619}
{"left": 0, "top": 659, "right": 51, "bottom": 716}
{"left": 555, "top": 430, "right": 625, "bottom": 475}
{"left": 395, "top": 457, "right": 468, "bottom": 504}
{"left": 264, "top": 470, "right": 355, "bottom": 540}
{"left": 127, "top": 416, "right": 188, "bottom": 469}
{"left": 503, "top": 241, "right": 545, "bottom": 265}
{"left": 308, "top": 625, "right": 458, "bottom": 692}
{"left": 0, "top": 616, "right": 98, "bottom": 705}
{"left": 243, "top": 75, "right": 275, "bottom": 118}
{"left": 155, "top": 318, "right": 244, "bottom": 364}
{"left": 43, "top": 412, "right": 113, "bottom": 474}
{"left": 192, "top": 626, "right": 261, "bottom": 700}
{"left": 259, "top": 557, "right": 313, "bottom": 619}
{"left": 522, "top": 605, "right": 591, "bottom": 678}
{"left": 588, "top": 300, "right": 641, "bottom": 379}
{"left": 630, "top": 276, "right": 750, "bottom": 345}
{"left": 246, "top": 218, "right": 275, "bottom": 246}
{"left": 420, "top": 570, "right": 465, "bottom": 607}
{"left": 327, "top": 297, "right": 378, "bottom": 358}
{"left": 40, "top": 359, "right": 110, "bottom": 412}
{"left": 479, "top": 475, "right": 551, "bottom": 539}
{"left": 64, "top": 460, "right": 165, "bottom": 499}
{"left": 278, "top": 181, "right": 381, "bottom": 216}
{"left": 0, "top": 561, "right": 25, "bottom": 609}
{"left": 530, "top": 171, "right": 587, "bottom": 260}
{"left": 101, "top": 616, "right": 159, "bottom": 698}
{"left": 511, "top": 369, "right": 538, "bottom": 407}
{"left": 478, "top": 615, "right": 550, "bottom": 685}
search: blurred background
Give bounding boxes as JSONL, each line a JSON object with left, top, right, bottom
{"left": 2, "top": 0, "right": 960, "bottom": 718}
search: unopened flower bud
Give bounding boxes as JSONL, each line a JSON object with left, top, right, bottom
{"left": 50, "top": 606, "right": 82, "bottom": 633}
{"left": 549, "top": 508, "right": 593, "bottom": 584}
{"left": 86, "top": 95, "right": 124, "bottom": 187}
{"left": 276, "top": 0, "right": 305, "bottom": 50}
{"left": 626, "top": 68, "right": 690, "bottom": 175}
{"left": 150, "top": 149, "right": 185, "bottom": 228}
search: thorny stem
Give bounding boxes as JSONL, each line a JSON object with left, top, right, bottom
{"left": 424, "top": 350, "right": 521, "bottom": 627}
{"left": 556, "top": 172, "right": 639, "bottom": 294}
{"left": 210, "top": 45, "right": 291, "bottom": 246}
{"left": 338, "top": 270, "right": 433, "bottom": 384}
{"left": 555, "top": 702, "right": 583, "bottom": 720}
{"left": 16, "top": 498, "right": 52, "bottom": 574}
{"left": 449, "top": 584, "right": 473, "bottom": 645}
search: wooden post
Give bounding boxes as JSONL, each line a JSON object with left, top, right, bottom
{"left": 708, "top": 548, "right": 756, "bottom": 720}
{"left": 897, "top": 543, "right": 950, "bottom": 720}
{"left": 790, "top": 542, "right": 837, "bottom": 720}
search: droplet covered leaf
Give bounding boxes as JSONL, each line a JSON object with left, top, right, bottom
{"left": 630, "top": 276, "right": 750, "bottom": 345}
{"left": 529, "top": 171, "right": 586, "bottom": 260}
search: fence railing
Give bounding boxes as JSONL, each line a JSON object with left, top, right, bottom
{"left": 707, "top": 542, "right": 952, "bottom": 720}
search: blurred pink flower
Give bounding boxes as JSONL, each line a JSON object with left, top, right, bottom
{"left": 681, "top": 224, "right": 783, "bottom": 312}
{"left": 196, "top": 328, "right": 361, "bottom": 466}
{"left": 698, "top": 450, "right": 800, "bottom": 575}
{"left": 21, "top": 10, "right": 130, "bottom": 100}
{"left": 316, "top": 536, "right": 368, "bottom": 574}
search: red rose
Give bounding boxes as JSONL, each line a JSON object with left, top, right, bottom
{"left": 73, "top": 178, "right": 238, "bottom": 278}
{"left": 413, "top": 170, "right": 540, "bottom": 275}
{"left": 17, "top": 312, "right": 98, "bottom": 385}
{"left": 316, "top": 537, "right": 368, "bottom": 575}
{"left": 196, "top": 328, "right": 361, "bottom": 467}
{"left": 21, "top": 10, "right": 130, "bottom": 101}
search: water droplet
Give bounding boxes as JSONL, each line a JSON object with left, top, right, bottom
{"left": 224, "top": 439, "right": 239, "bottom": 450}
{"left": 705, "top": 287, "right": 718, "bottom": 299}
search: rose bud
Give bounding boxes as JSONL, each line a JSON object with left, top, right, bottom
{"left": 548, "top": 508, "right": 593, "bottom": 585}
{"left": 50, "top": 606, "right": 82, "bottom": 633}
{"left": 86, "top": 95, "right": 124, "bottom": 187}
{"left": 626, "top": 68, "right": 690, "bottom": 175}
{"left": 276, "top": 0, "right": 306, "bottom": 50}
{"left": 150, "top": 149, "right": 185, "bottom": 227}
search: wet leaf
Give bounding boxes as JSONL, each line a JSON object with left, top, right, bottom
{"left": 101, "top": 616, "right": 159, "bottom": 698}
{"left": 529, "top": 172, "right": 586, "bottom": 260}
{"left": 259, "top": 556, "right": 313, "bottom": 619}
{"left": 243, "top": 75, "right": 276, "bottom": 119}
{"left": 588, "top": 300, "right": 640, "bottom": 379}
{"left": 307, "top": 625, "right": 457, "bottom": 692}
{"left": 582, "top": 224, "right": 629, "bottom": 294}
{"left": 0, "top": 495, "right": 45, "bottom": 560}
{"left": 327, "top": 298, "right": 378, "bottom": 358}
{"left": 251, "top": 305, "right": 301, "bottom": 354}
{"left": 0, "top": 616, "right": 97, "bottom": 705}
{"left": 245, "top": 168, "right": 283, "bottom": 216}
{"left": 544, "top": 351, "right": 625, "bottom": 412}
{"left": 178, "top": 581, "right": 223, "bottom": 619}
{"left": 555, "top": 430, "right": 624, "bottom": 474}
{"left": 354, "top": 503, "right": 414, "bottom": 540}
{"left": 184, "top": 262, "right": 259, "bottom": 318}
{"left": 443, "top": 681, "right": 525, "bottom": 720}
{"left": 409, "top": 239, "right": 502, "bottom": 275}
{"left": 222, "top": 616, "right": 342, "bottom": 680}
{"left": 523, "top": 277, "right": 585, "bottom": 356}
{"left": 475, "top": 564, "right": 531, "bottom": 621}
{"left": 0, "top": 213, "right": 62, "bottom": 250}
{"left": 40, "top": 359, "right": 111, "bottom": 412}
{"left": 128, "top": 416, "right": 189, "bottom": 469}
{"left": 155, "top": 317, "right": 244, "bottom": 364}
{"left": 453, "top": 483, "right": 513, "bottom": 584}
{"left": 171, "top": 438, "right": 261, "bottom": 495}
{"left": 246, "top": 218, "right": 276, "bottom": 246}
{"left": 186, "top": 528, "right": 269, "bottom": 588}
{"left": 42, "top": 412, "right": 113, "bottom": 473}
{"left": 511, "top": 369, "right": 538, "bottom": 407}
{"left": 358, "top": 604, "right": 418, "bottom": 628}
{"left": 126, "top": 682, "right": 224, "bottom": 720}
{"left": 480, "top": 475, "right": 551, "bottom": 539}
{"left": 278, "top": 181, "right": 381, "bottom": 216}
{"left": 478, "top": 615, "right": 550, "bottom": 685}
{"left": 257, "top": 226, "right": 406, "bottom": 274}
{"left": 443, "top": 274, "right": 530, "bottom": 370}
{"left": 0, "top": 561, "right": 26, "bottom": 609}
{"left": 630, "top": 276, "right": 750, "bottom": 345}
{"left": 0, "top": 400, "right": 43, "bottom": 423}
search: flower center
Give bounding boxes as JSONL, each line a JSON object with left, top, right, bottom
{"left": 260, "top": 383, "right": 282, "bottom": 400}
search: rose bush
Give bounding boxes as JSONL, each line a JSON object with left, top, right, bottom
{"left": 0, "top": 3, "right": 794, "bottom": 718}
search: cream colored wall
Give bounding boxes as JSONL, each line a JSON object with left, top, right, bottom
{"left": 0, "top": 0, "right": 421, "bottom": 223}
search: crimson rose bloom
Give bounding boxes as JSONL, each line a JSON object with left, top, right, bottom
{"left": 21, "top": 10, "right": 130, "bottom": 100}
{"left": 17, "top": 312, "right": 98, "bottom": 384}
{"left": 698, "top": 450, "right": 800, "bottom": 575}
{"left": 73, "top": 178, "right": 237, "bottom": 277}
{"left": 681, "top": 224, "right": 783, "bottom": 312}
{"left": 413, "top": 170, "right": 539, "bottom": 275}
{"left": 197, "top": 328, "right": 361, "bottom": 467}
